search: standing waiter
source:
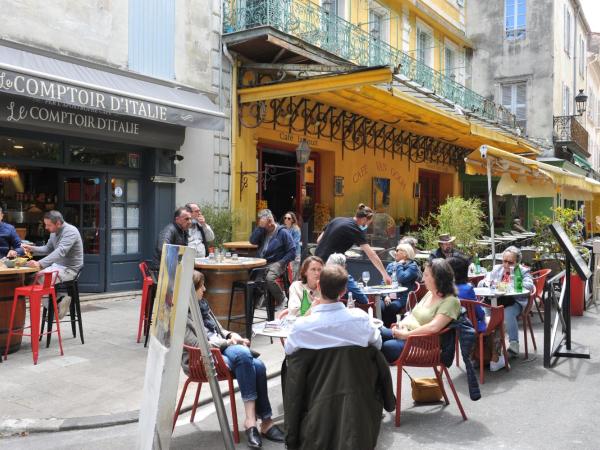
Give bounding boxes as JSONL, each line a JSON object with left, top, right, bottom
{"left": 315, "top": 203, "right": 391, "bottom": 285}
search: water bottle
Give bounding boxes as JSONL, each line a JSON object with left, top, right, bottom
{"left": 391, "top": 268, "right": 398, "bottom": 288}
{"left": 514, "top": 264, "right": 523, "bottom": 293}
{"left": 473, "top": 254, "right": 481, "bottom": 274}
{"left": 508, "top": 267, "right": 515, "bottom": 293}
{"left": 347, "top": 292, "right": 355, "bottom": 308}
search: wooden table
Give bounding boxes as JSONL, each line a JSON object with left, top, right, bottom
{"left": 195, "top": 257, "right": 267, "bottom": 334}
{"left": 222, "top": 241, "right": 258, "bottom": 257}
{"left": 0, "top": 266, "right": 39, "bottom": 354}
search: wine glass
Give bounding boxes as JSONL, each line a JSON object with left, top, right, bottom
{"left": 362, "top": 271, "right": 371, "bottom": 287}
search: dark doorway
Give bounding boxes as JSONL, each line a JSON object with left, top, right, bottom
{"left": 418, "top": 170, "right": 440, "bottom": 221}
{"left": 259, "top": 149, "right": 298, "bottom": 223}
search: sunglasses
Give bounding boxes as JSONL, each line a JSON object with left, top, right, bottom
{"left": 284, "top": 216, "right": 293, "bottom": 220}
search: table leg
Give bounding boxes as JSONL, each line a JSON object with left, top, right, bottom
{"left": 375, "top": 295, "right": 382, "bottom": 319}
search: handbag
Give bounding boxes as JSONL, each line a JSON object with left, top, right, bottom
{"left": 403, "top": 369, "right": 443, "bottom": 403}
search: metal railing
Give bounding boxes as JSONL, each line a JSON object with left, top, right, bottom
{"left": 223, "top": 0, "right": 518, "bottom": 129}
{"left": 553, "top": 115, "right": 589, "bottom": 155}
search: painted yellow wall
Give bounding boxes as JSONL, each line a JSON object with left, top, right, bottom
{"left": 232, "top": 102, "right": 460, "bottom": 239}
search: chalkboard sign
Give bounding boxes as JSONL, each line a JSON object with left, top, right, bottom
{"left": 549, "top": 222, "right": 592, "bottom": 280}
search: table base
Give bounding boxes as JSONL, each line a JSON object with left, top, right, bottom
{"left": 203, "top": 268, "right": 249, "bottom": 335}
{"left": 0, "top": 273, "right": 33, "bottom": 354}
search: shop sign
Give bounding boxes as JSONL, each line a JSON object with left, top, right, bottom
{"left": 0, "top": 68, "right": 219, "bottom": 129}
{"left": 0, "top": 95, "right": 184, "bottom": 149}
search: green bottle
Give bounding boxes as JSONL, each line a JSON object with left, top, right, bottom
{"left": 473, "top": 254, "right": 481, "bottom": 274}
{"left": 514, "top": 264, "right": 523, "bottom": 293}
{"left": 300, "top": 289, "right": 311, "bottom": 316}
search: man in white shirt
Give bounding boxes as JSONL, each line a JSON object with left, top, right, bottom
{"left": 285, "top": 264, "right": 381, "bottom": 355}
{"left": 185, "top": 203, "right": 215, "bottom": 258}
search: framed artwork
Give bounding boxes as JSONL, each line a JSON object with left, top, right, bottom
{"left": 372, "top": 177, "right": 390, "bottom": 209}
{"left": 334, "top": 176, "right": 344, "bottom": 196}
{"left": 304, "top": 159, "right": 315, "bottom": 184}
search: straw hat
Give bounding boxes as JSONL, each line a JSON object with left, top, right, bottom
{"left": 438, "top": 233, "right": 456, "bottom": 243}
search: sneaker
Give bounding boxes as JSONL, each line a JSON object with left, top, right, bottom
{"left": 490, "top": 355, "right": 506, "bottom": 372}
{"left": 58, "top": 295, "right": 72, "bottom": 319}
{"left": 508, "top": 341, "right": 519, "bottom": 357}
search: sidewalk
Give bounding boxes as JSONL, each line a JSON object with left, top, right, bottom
{"left": 2, "top": 293, "right": 600, "bottom": 449}
{"left": 0, "top": 294, "right": 285, "bottom": 434}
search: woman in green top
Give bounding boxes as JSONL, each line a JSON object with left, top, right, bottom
{"left": 283, "top": 256, "right": 324, "bottom": 318}
{"left": 380, "top": 259, "right": 461, "bottom": 363}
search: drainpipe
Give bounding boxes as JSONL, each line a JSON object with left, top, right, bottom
{"left": 223, "top": 42, "right": 238, "bottom": 236}
{"left": 217, "top": 0, "right": 224, "bottom": 208}
{"left": 573, "top": 3, "right": 579, "bottom": 118}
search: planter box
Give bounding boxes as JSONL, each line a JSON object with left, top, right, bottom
{"left": 570, "top": 273, "right": 585, "bottom": 316}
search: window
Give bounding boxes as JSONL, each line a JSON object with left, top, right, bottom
{"left": 579, "top": 37, "right": 585, "bottom": 76}
{"left": 562, "top": 84, "right": 571, "bottom": 115}
{"left": 501, "top": 82, "right": 527, "bottom": 131}
{"left": 110, "top": 178, "right": 141, "bottom": 255}
{"left": 322, "top": 0, "right": 345, "bottom": 19}
{"left": 445, "top": 47, "right": 455, "bottom": 79}
{"left": 128, "top": 0, "right": 175, "bottom": 79}
{"left": 564, "top": 6, "right": 571, "bottom": 56}
{"left": 505, "top": 0, "right": 526, "bottom": 40}
{"left": 416, "top": 23, "right": 433, "bottom": 66}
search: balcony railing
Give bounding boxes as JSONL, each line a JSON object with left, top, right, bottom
{"left": 553, "top": 115, "right": 589, "bottom": 156}
{"left": 224, "top": 0, "right": 518, "bottom": 129}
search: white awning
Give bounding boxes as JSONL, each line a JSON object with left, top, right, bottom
{"left": 0, "top": 45, "right": 224, "bottom": 130}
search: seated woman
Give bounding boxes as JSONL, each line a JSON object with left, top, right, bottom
{"left": 326, "top": 253, "right": 369, "bottom": 304}
{"left": 380, "top": 243, "right": 420, "bottom": 327}
{"left": 379, "top": 259, "right": 461, "bottom": 363}
{"left": 478, "top": 246, "right": 533, "bottom": 358}
{"left": 183, "top": 271, "right": 284, "bottom": 449}
{"left": 286, "top": 256, "right": 324, "bottom": 318}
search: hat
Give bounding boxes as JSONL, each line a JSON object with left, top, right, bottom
{"left": 438, "top": 233, "right": 456, "bottom": 244}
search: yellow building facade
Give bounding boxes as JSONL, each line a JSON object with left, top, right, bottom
{"left": 224, "top": 0, "right": 538, "bottom": 240}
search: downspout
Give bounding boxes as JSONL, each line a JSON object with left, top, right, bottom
{"left": 218, "top": 0, "right": 224, "bottom": 208}
{"left": 223, "top": 41, "right": 237, "bottom": 234}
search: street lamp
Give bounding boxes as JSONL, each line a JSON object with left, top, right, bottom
{"left": 295, "top": 139, "right": 311, "bottom": 165}
{"left": 575, "top": 89, "right": 588, "bottom": 116}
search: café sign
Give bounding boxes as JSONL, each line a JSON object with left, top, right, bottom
{"left": 0, "top": 68, "right": 222, "bottom": 129}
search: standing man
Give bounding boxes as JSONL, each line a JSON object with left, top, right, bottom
{"left": 22, "top": 210, "right": 84, "bottom": 317}
{"left": 151, "top": 207, "right": 192, "bottom": 273}
{"left": 185, "top": 203, "right": 215, "bottom": 258}
{"left": 0, "top": 207, "right": 24, "bottom": 258}
{"left": 428, "top": 233, "right": 463, "bottom": 262}
{"left": 315, "top": 203, "right": 392, "bottom": 285}
{"left": 249, "top": 209, "right": 296, "bottom": 307}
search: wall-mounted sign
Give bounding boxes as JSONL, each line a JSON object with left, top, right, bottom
{"left": 334, "top": 176, "right": 344, "bottom": 196}
{"left": 114, "top": 186, "right": 124, "bottom": 198}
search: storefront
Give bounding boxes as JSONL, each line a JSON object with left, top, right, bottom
{"left": 0, "top": 44, "right": 224, "bottom": 292}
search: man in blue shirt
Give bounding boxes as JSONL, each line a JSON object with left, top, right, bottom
{"left": 0, "top": 207, "right": 24, "bottom": 258}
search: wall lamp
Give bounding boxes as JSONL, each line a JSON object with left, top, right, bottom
{"left": 575, "top": 89, "right": 588, "bottom": 116}
{"left": 170, "top": 154, "right": 185, "bottom": 164}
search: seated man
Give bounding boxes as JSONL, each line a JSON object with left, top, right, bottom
{"left": 151, "top": 207, "right": 192, "bottom": 275}
{"left": 0, "top": 207, "right": 24, "bottom": 258}
{"left": 429, "top": 233, "right": 464, "bottom": 262}
{"left": 285, "top": 264, "right": 381, "bottom": 355}
{"left": 22, "top": 210, "right": 84, "bottom": 317}
{"left": 249, "top": 209, "right": 296, "bottom": 307}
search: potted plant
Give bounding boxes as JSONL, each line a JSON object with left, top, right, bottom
{"left": 199, "top": 203, "right": 240, "bottom": 248}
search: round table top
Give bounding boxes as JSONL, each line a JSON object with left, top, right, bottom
{"left": 222, "top": 241, "right": 258, "bottom": 250}
{"left": 415, "top": 253, "right": 430, "bottom": 259}
{"left": 194, "top": 257, "right": 266, "bottom": 271}
{"left": 363, "top": 285, "right": 408, "bottom": 295}
{"left": 0, "top": 266, "right": 39, "bottom": 275}
{"left": 474, "top": 287, "right": 530, "bottom": 297}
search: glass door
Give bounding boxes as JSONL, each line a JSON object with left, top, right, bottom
{"left": 61, "top": 173, "right": 106, "bottom": 292}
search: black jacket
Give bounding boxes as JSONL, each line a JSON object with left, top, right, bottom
{"left": 429, "top": 247, "right": 466, "bottom": 262}
{"left": 151, "top": 222, "right": 188, "bottom": 271}
{"left": 283, "top": 346, "right": 395, "bottom": 450}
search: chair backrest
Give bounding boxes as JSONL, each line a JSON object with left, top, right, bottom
{"left": 531, "top": 268, "right": 551, "bottom": 299}
{"left": 184, "top": 345, "right": 231, "bottom": 382}
{"left": 33, "top": 270, "right": 59, "bottom": 289}
{"left": 396, "top": 328, "right": 450, "bottom": 367}
{"left": 522, "top": 285, "right": 537, "bottom": 315}
{"left": 461, "top": 298, "right": 503, "bottom": 335}
{"left": 139, "top": 261, "right": 151, "bottom": 280}
{"left": 414, "top": 281, "right": 427, "bottom": 300}
{"left": 458, "top": 299, "right": 480, "bottom": 330}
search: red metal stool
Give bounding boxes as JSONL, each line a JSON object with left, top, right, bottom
{"left": 3, "top": 271, "right": 64, "bottom": 365}
{"left": 137, "top": 262, "right": 155, "bottom": 343}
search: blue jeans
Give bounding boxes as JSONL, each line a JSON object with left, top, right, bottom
{"left": 222, "top": 345, "right": 272, "bottom": 420}
{"left": 380, "top": 327, "right": 406, "bottom": 363}
{"left": 503, "top": 299, "right": 527, "bottom": 342}
{"left": 380, "top": 297, "right": 407, "bottom": 328}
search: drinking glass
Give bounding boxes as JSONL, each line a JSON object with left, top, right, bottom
{"left": 362, "top": 271, "right": 371, "bottom": 287}
{"left": 232, "top": 253, "right": 239, "bottom": 261}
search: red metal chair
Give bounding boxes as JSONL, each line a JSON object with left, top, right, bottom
{"left": 390, "top": 328, "right": 467, "bottom": 426}
{"left": 137, "top": 262, "right": 155, "bottom": 343}
{"left": 460, "top": 299, "right": 510, "bottom": 384}
{"left": 172, "top": 346, "right": 240, "bottom": 443}
{"left": 404, "top": 282, "right": 426, "bottom": 314}
{"left": 517, "top": 286, "right": 537, "bottom": 359}
{"left": 530, "top": 269, "right": 551, "bottom": 323}
{"left": 4, "top": 271, "right": 63, "bottom": 365}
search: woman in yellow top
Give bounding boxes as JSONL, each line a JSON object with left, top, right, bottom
{"left": 380, "top": 258, "right": 461, "bottom": 363}
{"left": 284, "top": 256, "right": 323, "bottom": 318}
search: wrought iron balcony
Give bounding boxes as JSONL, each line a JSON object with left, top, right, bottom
{"left": 223, "top": 0, "right": 518, "bottom": 130}
{"left": 553, "top": 115, "right": 589, "bottom": 157}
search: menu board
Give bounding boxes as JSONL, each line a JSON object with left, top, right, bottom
{"left": 549, "top": 222, "right": 591, "bottom": 280}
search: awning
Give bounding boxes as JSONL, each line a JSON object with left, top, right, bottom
{"left": 237, "top": 67, "right": 540, "bottom": 156}
{"left": 0, "top": 45, "right": 224, "bottom": 130}
{"left": 573, "top": 153, "right": 593, "bottom": 171}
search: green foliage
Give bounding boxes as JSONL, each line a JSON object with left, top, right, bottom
{"left": 199, "top": 203, "right": 239, "bottom": 248}
{"left": 418, "top": 196, "right": 486, "bottom": 256}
